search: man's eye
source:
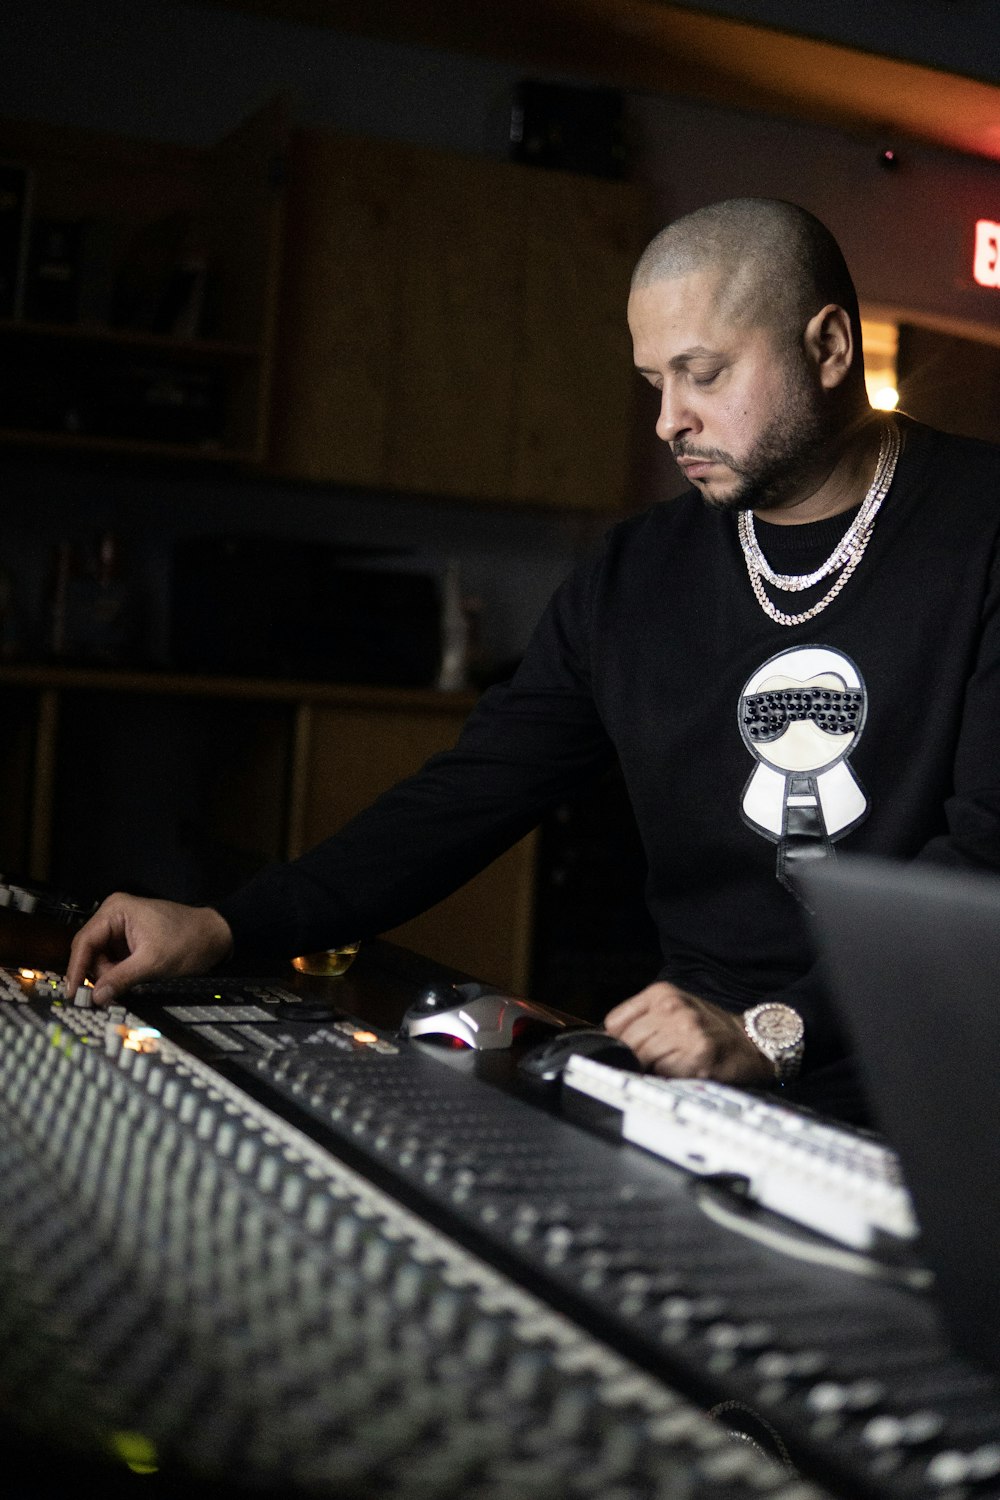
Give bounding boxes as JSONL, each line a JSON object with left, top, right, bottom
{"left": 692, "top": 369, "right": 721, "bottom": 386}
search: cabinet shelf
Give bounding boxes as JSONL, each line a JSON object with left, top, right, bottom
{"left": 0, "top": 428, "right": 247, "bottom": 462}
{"left": 0, "top": 666, "right": 531, "bottom": 992}
{"left": 0, "top": 101, "right": 287, "bottom": 464}
{"left": 0, "top": 319, "right": 258, "bottom": 361}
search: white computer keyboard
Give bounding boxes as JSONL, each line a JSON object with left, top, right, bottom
{"left": 563, "top": 1057, "right": 920, "bottom": 1252}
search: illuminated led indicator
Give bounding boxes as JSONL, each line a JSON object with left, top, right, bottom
{"left": 974, "top": 220, "right": 1000, "bottom": 287}
{"left": 870, "top": 385, "right": 899, "bottom": 410}
{"left": 352, "top": 1029, "right": 378, "bottom": 1045}
{"left": 109, "top": 1431, "right": 159, "bottom": 1475}
{"left": 121, "top": 1026, "right": 161, "bottom": 1053}
{"left": 17, "top": 968, "right": 36, "bottom": 981}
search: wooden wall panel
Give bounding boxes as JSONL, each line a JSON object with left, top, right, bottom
{"left": 297, "top": 704, "right": 536, "bottom": 992}
{"left": 268, "top": 127, "right": 647, "bottom": 508}
{"left": 385, "top": 150, "right": 524, "bottom": 500}
{"left": 269, "top": 133, "right": 405, "bottom": 484}
{"left": 511, "top": 172, "right": 645, "bottom": 507}
{"left": 203, "top": 98, "right": 289, "bottom": 454}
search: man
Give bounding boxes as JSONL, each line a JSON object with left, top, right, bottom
{"left": 66, "top": 199, "right": 1000, "bottom": 1111}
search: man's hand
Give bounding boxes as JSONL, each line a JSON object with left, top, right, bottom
{"left": 604, "top": 981, "right": 776, "bottom": 1087}
{"left": 65, "top": 893, "right": 234, "bottom": 1007}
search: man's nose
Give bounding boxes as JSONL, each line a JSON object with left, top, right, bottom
{"left": 655, "top": 386, "right": 697, "bottom": 445}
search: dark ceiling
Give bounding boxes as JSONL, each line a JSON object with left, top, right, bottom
{"left": 194, "top": 0, "right": 1000, "bottom": 163}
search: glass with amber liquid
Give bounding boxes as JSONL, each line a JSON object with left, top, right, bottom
{"left": 291, "top": 942, "right": 361, "bottom": 977}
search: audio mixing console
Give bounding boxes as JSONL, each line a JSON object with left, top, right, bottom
{"left": 0, "top": 943, "right": 997, "bottom": 1500}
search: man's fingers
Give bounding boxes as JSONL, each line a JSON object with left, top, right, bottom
{"left": 604, "top": 980, "right": 758, "bottom": 1083}
{"left": 66, "top": 910, "right": 122, "bottom": 994}
{"left": 624, "top": 1013, "right": 715, "bottom": 1076}
{"left": 603, "top": 995, "right": 647, "bottom": 1032}
{"left": 64, "top": 895, "right": 233, "bottom": 1005}
{"left": 91, "top": 952, "right": 158, "bottom": 1007}
{"left": 605, "top": 982, "right": 686, "bottom": 1034}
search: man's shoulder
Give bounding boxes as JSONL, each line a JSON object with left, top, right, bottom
{"left": 904, "top": 416, "right": 1000, "bottom": 486}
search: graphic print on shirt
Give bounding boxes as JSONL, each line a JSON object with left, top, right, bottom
{"left": 738, "top": 645, "right": 869, "bottom": 895}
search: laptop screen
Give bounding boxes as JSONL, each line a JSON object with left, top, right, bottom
{"left": 802, "top": 855, "right": 1000, "bottom": 1378}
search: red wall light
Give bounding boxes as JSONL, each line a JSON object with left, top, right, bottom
{"left": 974, "top": 220, "right": 1000, "bottom": 288}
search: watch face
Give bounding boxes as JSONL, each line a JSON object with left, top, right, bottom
{"left": 752, "top": 1006, "right": 803, "bottom": 1049}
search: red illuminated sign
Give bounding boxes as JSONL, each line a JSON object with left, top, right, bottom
{"left": 974, "top": 220, "right": 1000, "bottom": 288}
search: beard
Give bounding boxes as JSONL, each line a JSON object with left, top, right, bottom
{"left": 674, "top": 357, "right": 831, "bottom": 514}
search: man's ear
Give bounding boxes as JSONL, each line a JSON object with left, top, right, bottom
{"left": 803, "top": 303, "right": 855, "bottom": 390}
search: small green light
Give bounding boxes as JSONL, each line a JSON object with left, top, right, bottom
{"left": 108, "top": 1430, "right": 159, "bottom": 1475}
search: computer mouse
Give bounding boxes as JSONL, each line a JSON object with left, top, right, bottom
{"left": 517, "top": 1027, "right": 643, "bottom": 1085}
{"left": 399, "top": 981, "right": 569, "bottom": 1051}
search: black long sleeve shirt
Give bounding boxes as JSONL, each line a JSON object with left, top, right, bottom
{"left": 218, "top": 419, "right": 1000, "bottom": 1072}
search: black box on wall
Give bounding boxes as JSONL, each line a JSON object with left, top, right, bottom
{"left": 510, "top": 81, "right": 626, "bottom": 179}
{"left": 170, "top": 536, "right": 442, "bottom": 688}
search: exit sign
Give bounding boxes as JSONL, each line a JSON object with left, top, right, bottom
{"left": 974, "top": 220, "right": 1000, "bottom": 287}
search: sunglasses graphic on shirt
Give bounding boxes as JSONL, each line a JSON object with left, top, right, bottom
{"left": 741, "top": 687, "right": 864, "bottom": 743}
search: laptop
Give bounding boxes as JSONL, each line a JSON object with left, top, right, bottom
{"left": 801, "top": 854, "right": 1000, "bottom": 1379}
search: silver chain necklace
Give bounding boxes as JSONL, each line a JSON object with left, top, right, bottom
{"left": 736, "top": 418, "right": 901, "bottom": 627}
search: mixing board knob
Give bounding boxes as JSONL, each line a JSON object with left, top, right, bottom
{"left": 753, "top": 1348, "right": 828, "bottom": 1383}
{"left": 195, "top": 1104, "right": 219, "bottom": 1140}
{"left": 303, "top": 1190, "right": 334, "bottom": 1236}
{"left": 177, "top": 1091, "right": 200, "bottom": 1126}
{"left": 926, "top": 1443, "right": 1000, "bottom": 1487}
{"left": 142, "top": 1060, "right": 168, "bottom": 1095}
{"left": 862, "top": 1410, "right": 946, "bottom": 1450}
{"left": 161, "top": 1077, "right": 181, "bottom": 1109}
{"left": 73, "top": 987, "right": 92, "bottom": 1008}
{"left": 659, "top": 1294, "right": 728, "bottom": 1327}
{"left": 234, "top": 1138, "right": 260, "bottom": 1175}
{"left": 806, "top": 1378, "right": 885, "bottom": 1416}
{"left": 256, "top": 1153, "right": 282, "bottom": 1195}
{"left": 129, "top": 1051, "right": 152, "bottom": 1082}
{"left": 705, "top": 1319, "right": 776, "bottom": 1353}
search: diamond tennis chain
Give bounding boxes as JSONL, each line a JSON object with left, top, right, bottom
{"left": 736, "top": 418, "right": 901, "bottom": 627}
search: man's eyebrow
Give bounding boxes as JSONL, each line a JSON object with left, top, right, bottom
{"left": 634, "top": 346, "right": 724, "bottom": 373}
{"left": 670, "top": 346, "right": 724, "bottom": 367}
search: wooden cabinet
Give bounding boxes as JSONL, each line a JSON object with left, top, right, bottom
{"left": 265, "top": 134, "right": 402, "bottom": 488}
{"left": 268, "top": 130, "right": 648, "bottom": 508}
{"left": 0, "top": 668, "right": 535, "bottom": 994}
{"left": 385, "top": 148, "right": 525, "bottom": 500}
{"left": 0, "top": 108, "right": 646, "bottom": 503}
{"left": 287, "top": 698, "right": 536, "bottom": 992}
{"left": 0, "top": 101, "right": 287, "bottom": 463}
{"left": 511, "top": 170, "right": 647, "bottom": 508}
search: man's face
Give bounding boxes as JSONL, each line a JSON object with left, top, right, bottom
{"left": 628, "top": 268, "right": 828, "bottom": 514}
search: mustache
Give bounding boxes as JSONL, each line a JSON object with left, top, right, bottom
{"left": 672, "top": 443, "right": 734, "bottom": 465}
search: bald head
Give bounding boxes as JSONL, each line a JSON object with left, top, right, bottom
{"left": 632, "top": 199, "right": 862, "bottom": 357}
